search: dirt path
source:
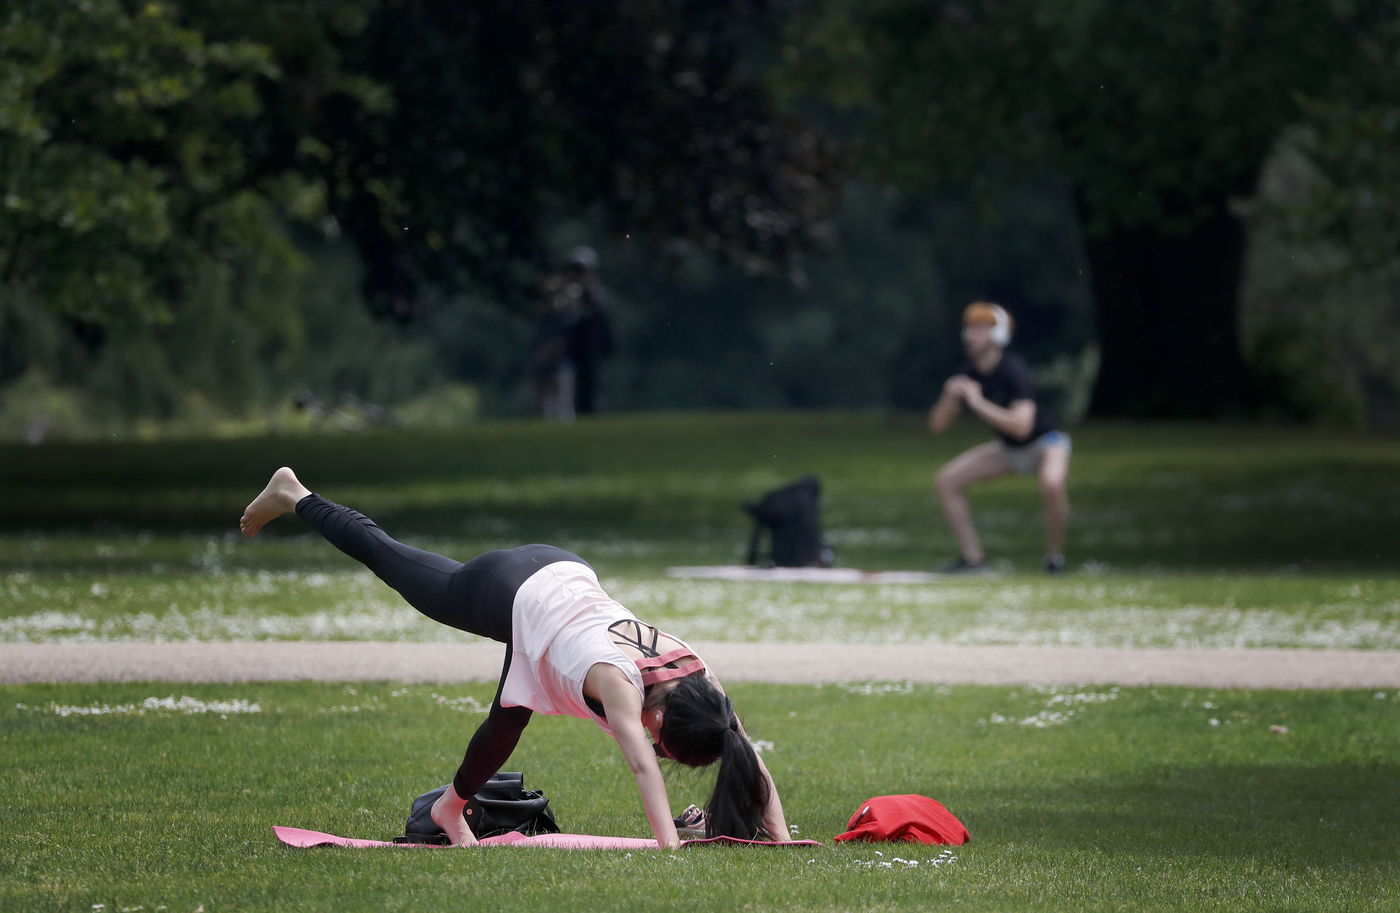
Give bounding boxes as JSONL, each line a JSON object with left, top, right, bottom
{"left": 3, "top": 642, "right": 1398, "bottom": 689}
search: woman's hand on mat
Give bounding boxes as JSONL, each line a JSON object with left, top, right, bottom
{"left": 430, "top": 785, "right": 478, "bottom": 847}
{"left": 587, "top": 663, "right": 684, "bottom": 849}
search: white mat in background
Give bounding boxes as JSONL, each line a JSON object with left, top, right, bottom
{"left": 665, "top": 566, "right": 943, "bottom": 584}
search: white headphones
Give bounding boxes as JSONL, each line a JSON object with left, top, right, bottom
{"left": 962, "top": 303, "right": 1013, "bottom": 347}
{"left": 988, "top": 304, "right": 1012, "bottom": 347}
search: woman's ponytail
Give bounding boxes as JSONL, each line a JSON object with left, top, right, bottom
{"left": 707, "top": 721, "right": 771, "bottom": 839}
{"left": 658, "top": 677, "right": 771, "bottom": 840}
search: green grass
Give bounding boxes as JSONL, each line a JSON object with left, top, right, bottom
{"left": 3, "top": 681, "right": 1397, "bottom": 912}
{"left": 6, "top": 569, "right": 1400, "bottom": 649}
{"left": 3, "top": 414, "right": 1399, "bottom": 648}
{"left": 4, "top": 415, "right": 1400, "bottom": 911}
{"left": 3, "top": 414, "right": 1400, "bottom": 572}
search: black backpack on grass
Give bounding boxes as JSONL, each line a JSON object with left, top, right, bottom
{"left": 744, "top": 474, "right": 834, "bottom": 568}
{"left": 396, "top": 772, "right": 559, "bottom": 844}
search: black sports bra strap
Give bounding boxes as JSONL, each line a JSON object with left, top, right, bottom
{"left": 608, "top": 619, "right": 661, "bottom": 659}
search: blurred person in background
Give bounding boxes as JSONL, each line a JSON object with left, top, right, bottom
{"left": 927, "top": 302, "right": 1071, "bottom": 574}
{"left": 531, "top": 273, "right": 577, "bottom": 423}
{"left": 564, "top": 246, "right": 615, "bottom": 415}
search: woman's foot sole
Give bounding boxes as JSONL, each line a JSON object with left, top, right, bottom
{"left": 239, "top": 467, "right": 308, "bottom": 537}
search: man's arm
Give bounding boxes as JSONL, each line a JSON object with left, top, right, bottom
{"left": 967, "top": 355, "right": 1040, "bottom": 441}
{"left": 928, "top": 377, "right": 969, "bottom": 434}
{"left": 592, "top": 666, "right": 682, "bottom": 849}
{"left": 964, "top": 393, "right": 1037, "bottom": 441}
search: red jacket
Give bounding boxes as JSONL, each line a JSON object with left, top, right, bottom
{"left": 834, "top": 794, "right": 970, "bottom": 845}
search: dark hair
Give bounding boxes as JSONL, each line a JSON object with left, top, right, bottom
{"left": 658, "top": 675, "right": 771, "bottom": 840}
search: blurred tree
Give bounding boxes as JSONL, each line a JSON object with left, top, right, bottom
{"left": 323, "top": 0, "right": 841, "bottom": 315}
{"left": 3, "top": 0, "right": 839, "bottom": 330}
{"left": 0, "top": 0, "right": 362, "bottom": 328}
{"left": 1252, "top": 98, "right": 1400, "bottom": 274}
{"left": 0, "top": 0, "right": 394, "bottom": 420}
{"left": 782, "top": 0, "right": 1397, "bottom": 416}
{"left": 430, "top": 177, "right": 1093, "bottom": 417}
{"left": 1240, "top": 101, "right": 1400, "bottom": 428}
{"left": 2, "top": 0, "right": 841, "bottom": 422}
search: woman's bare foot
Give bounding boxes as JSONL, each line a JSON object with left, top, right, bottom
{"left": 239, "top": 467, "right": 312, "bottom": 537}
{"left": 431, "top": 785, "right": 478, "bottom": 846}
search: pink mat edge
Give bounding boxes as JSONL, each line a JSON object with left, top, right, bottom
{"left": 273, "top": 825, "right": 823, "bottom": 850}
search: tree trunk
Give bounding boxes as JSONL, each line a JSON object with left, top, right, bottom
{"left": 1085, "top": 210, "right": 1249, "bottom": 417}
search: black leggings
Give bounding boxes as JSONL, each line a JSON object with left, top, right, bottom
{"left": 295, "top": 493, "right": 586, "bottom": 800}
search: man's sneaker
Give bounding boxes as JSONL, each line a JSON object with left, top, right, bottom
{"left": 939, "top": 557, "right": 989, "bottom": 574}
{"left": 1043, "top": 554, "right": 1066, "bottom": 574}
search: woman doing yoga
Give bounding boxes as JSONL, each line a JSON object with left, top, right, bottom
{"left": 240, "top": 467, "right": 789, "bottom": 849}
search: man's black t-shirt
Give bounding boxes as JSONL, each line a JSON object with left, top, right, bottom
{"left": 955, "top": 352, "right": 1055, "bottom": 446}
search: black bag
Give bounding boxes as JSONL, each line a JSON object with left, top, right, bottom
{"left": 744, "top": 474, "right": 834, "bottom": 568}
{"left": 396, "top": 772, "right": 560, "bottom": 845}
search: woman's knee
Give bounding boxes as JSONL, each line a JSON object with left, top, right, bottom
{"left": 485, "top": 702, "right": 533, "bottom": 735}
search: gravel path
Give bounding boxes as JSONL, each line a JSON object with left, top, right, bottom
{"left": 3, "top": 642, "right": 1398, "bottom": 689}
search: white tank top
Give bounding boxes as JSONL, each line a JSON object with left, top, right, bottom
{"left": 499, "top": 561, "right": 645, "bottom": 735}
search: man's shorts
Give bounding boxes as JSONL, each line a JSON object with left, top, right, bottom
{"left": 997, "top": 430, "right": 1072, "bottom": 477}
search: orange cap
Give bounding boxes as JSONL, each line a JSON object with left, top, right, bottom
{"left": 962, "top": 302, "right": 1012, "bottom": 331}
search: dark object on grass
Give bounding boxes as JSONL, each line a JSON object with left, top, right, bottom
{"left": 397, "top": 772, "right": 559, "bottom": 844}
{"left": 939, "top": 557, "right": 989, "bottom": 575}
{"left": 834, "top": 794, "right": 970, "bottom": 845}
{"left": 744, "top": 475, "right": 834, "bottom": 569}
{"left": 673, "top": 803, "right": 708, "bottom": 839}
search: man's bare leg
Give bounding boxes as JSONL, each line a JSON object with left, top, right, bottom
{"left": 1039, "top": 445, "right": 1070, "bottom": 559}
{"left": 935, "top": 441, "right": 1012, "bottom": 563}
{"left": 240, "top": 467, "right": 312, "bottom": 537}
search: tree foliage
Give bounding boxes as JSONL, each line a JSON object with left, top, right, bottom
{"left": 1, "top": 0, "right": 840, "bottom": 327}
{"left": 0, "top": 0, "right": 409, "bottom": 423}
{"left": 0, "top": 0, "right": 361, "bottom": 325}
{"left": 785, "top": 0, "right": 1390, "bottom": 234}
{"left": 782, "top": 0, "right": 1400, "bottom": 416}
{"left": 1240, "top": 99, "right": 1400, "bottom": 428}
{"left": 325, "top": 0, "right": 841, "bottom": 314}
{"left": 1260, "top": 101, "right": 1400, "bottom": 272}
{"left": 1, "top": 0, "right": 843, "bottom": 425}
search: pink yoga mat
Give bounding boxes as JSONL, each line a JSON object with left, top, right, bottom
{"left": 274, "top": 826, "right": 821, "bottom": 850}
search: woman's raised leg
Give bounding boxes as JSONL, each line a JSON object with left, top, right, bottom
{"left": 240, "top": 467, "right": 472, "bottom": 632}
{"left": 242, "top": 467, "right": 536, "bottom": 845}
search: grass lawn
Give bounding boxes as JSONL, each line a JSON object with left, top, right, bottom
{"left": 3, "top": 414, "right": 1399, "bottom": 648}
{"left": 3, "top": 414, "right": 1400, "bottom": 911}
{"left": 3, "top": 681, "right": 1397, "bottom": 913}
{"left": 4, "top": 415, "right": 1400, "bottom": 575}
{"left": 6, "top": 569, "right": 1400, "bottom": 649}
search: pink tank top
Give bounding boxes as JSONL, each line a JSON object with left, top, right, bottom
{"left": 500, "top": 561, "right": 705, "bottom": 735}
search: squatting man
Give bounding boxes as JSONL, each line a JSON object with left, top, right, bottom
{"left": 927, "top": 302, "right": 1071, "bottom": 573}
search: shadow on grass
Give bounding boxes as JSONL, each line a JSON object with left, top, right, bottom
{"left": 4, "top": 418, "right": 1400, "bottom": 573}
{"left": 977, "top": 761, "right": 1400, "bottom": 867}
